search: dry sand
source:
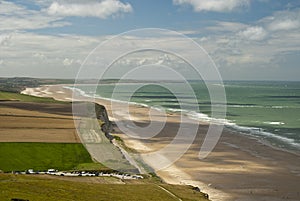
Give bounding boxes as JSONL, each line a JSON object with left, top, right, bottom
{"left": 21, "top": 85, "right": 300, "bottom": 201}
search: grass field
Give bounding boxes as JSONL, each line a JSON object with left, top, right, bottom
{"left": 0, "top": 174, "right": 209, "bottom": 201}
{"left": 0, "top": 100, "right": 109, "bottom": 172}
{"left": 0, "top": 91, "right": 64, "bottom": 103}
{"left": 0, "top": 143, "right": 93, "bottom": 172}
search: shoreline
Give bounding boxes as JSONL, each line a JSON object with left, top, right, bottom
{"left": 223, "top": 126, "right": 300, "bottom": 157}
{"left": 21, "top": 85, "right": 300, "bottom": 201}
{"left": 28, "top": 84, "right": 300, "bottom": 156}
{"left": 21, "top": 84, "right": 300, "bottom": 157}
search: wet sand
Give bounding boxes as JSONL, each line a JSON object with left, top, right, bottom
{"left": 21, "top": 85, "right": 300, "bottom": 201}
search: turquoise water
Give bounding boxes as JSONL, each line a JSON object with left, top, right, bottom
{"left": 74, "top": 81, "right": 300, "bottom": 152}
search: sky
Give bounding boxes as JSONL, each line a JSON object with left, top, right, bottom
{"left": 0, "top": 0, "right": 300, "bottom": 81}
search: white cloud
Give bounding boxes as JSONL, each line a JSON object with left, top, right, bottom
{"left": 0, "top": 16, "right": 70, "bottom": 31}
{"left": 0, "top": 33, "right": 12, "bottom": 45}
{"left": 238, "top": 26, "right": 268, "bottom": 41}
{"left": 63, "top": 58, "right": 73, "bottom": 66}
{"left": 0, "top": 1, "right": 69, "bottom": 31}
{"left": 0, "top": 0, "right": 132, "bottom": 32}
{"left": 173, "top": 0, "right": 250, "bottom": 12}
{"left": 261, "top": 9, "right": 300, "bottom": 32}
{"left": 0, "top": 1, "right": 299, "bottom": 80}
{"left": 33, "top": 52, "right": 47, "bottom": 60}
{"left": 205, "top": 21, "right": 248, "bottom": 33}
{"left": 196, "top": 8, "right": 300, "bottom": 80}
{"left": 0, "top": 1, "right": 26, "bottom": 14}
{"left": 0, "top": 32, "right": 105, "bottom": 77}
{"left": 47, "top": 0, "right": 133, "bottom": 19}
{"left": 233, "top": 9, "right": 300, "bottom": 43}
{"left": 268, "top": 19, "right": 300, "bottom": 31}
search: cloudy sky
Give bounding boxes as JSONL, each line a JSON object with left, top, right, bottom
{"left": 0, "top": 0, "right": 300, "bottom": 80}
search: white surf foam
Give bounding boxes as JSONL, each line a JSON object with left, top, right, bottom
{"left": 67, "top": 85, "right": 300, "bottom": 151}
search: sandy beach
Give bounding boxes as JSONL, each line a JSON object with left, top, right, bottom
{"left": 21, "top": 85, "right": 300, "bottom": 201}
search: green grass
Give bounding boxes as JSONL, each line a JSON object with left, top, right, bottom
{"left": 0, "top": 91, "right": 65, "bottom": 103}
{"left": 0, "top": 174, "right": 209, "bottom": 201}
{"left": 160, "top": 184, "right": 209, "bottom": 201}
{"left": 74, "top": 163, "right": 110, "bottom": 171}
{"left": 0, "top": 143, "right": 93, "bottom": 172}
{"left": 112, "top": 134, "right": 138, "bottom": 154}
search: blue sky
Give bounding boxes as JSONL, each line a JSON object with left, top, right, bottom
{"left": 0, "top": 0, "right": 300, "bottom": 80}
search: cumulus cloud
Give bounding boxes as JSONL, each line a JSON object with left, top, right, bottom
{"left": 63, "top": 58, "right": 73, "bottom": 66}
{"left": 261, "top": 9, "right": 300, "bottom": 32}
{"left": 33, "top": 52, "right": 47, "bottom": 60}
{"left": 0, "top": 0, "right": 132, "bottom": 32}
{"left": 238, "top": 26, "right": 268, "bottom": 41}
{"left": 0, "top": 32, "right": 104, "bottom": 77}
{"left": 0, "top": 33, "right": 12, "bottom": 45}
{"left": 47, "top": 0, "right": 133, "bottom": 18}
{"left": 198, "top": 9, "right": 300, "bottom": 80}
{"left": 0, "top": 1, "right": 69, "bottom": 31}
{"left": 0, "top": 1, "right": 27, "bottom": 14}
{"left": 173, "top": 0, "right": 250, "bottom": 12}
{"left": 268, "top": 19, "right": 300, "bottom": 31}
{"left": 234, "top": 9, "right": 300, "bottom": 42}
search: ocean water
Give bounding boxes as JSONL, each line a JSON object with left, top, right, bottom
{"left": 74, "top": 81, "right": 300, "bottom": 153}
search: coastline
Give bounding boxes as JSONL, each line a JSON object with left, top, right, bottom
{"left": 21, "top": 85, "right": 300, "bottom": 201}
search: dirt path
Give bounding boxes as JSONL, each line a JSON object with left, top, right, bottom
{"left": 157, "top": 185, "right": 183, "bottom": 201}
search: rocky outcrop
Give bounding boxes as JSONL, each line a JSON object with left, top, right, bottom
{"left": 73, "top": 102, "right": 113, "bottom": 141}
{"left": 94, "top": 103, "right": 113, "bottom": 141}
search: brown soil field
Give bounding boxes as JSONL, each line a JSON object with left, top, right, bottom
{"left": 0, "top": 101, "right": 80, "bottom": 143}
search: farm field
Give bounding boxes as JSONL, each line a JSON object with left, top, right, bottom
{"left": 0, "top": 101, "right": 77, "bottom": 143}
{"left": 0, "top": 142, "right": 93, "bottom": 172}
{"left": 0, "top": 100, "right": 92, "bottom": 172}
{"left": 0, "top": 174, "right": 209, "bottom": 201}
{"left": 0, "top": 91, "right": 65, "bottom": 103}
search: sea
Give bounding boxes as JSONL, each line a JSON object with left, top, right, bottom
{"left": 71, "top": 81, "right": 300, "bottom": 153}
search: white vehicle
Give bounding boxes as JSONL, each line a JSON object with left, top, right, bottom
{"left": 27, "top": 169, "right": 34, "bottom": 174}
{"left": 47, "top": 169, "right": 57, "bottom": 174}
